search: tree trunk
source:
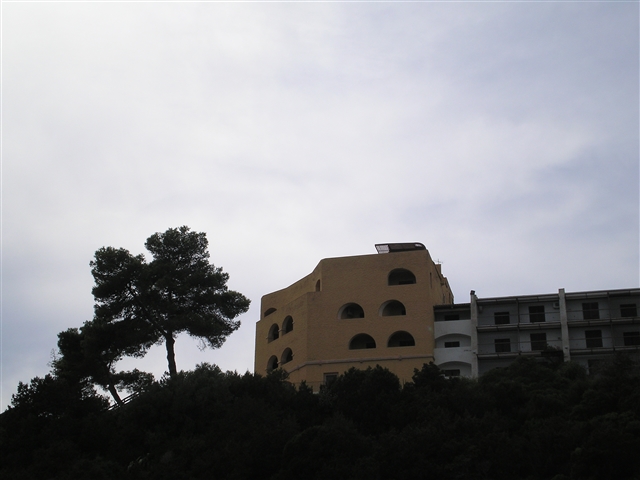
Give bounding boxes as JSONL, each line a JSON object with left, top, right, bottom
{"left": 108, "top": 383, "right": 124, "bottom": 407}
{"left": 165, "top": 333, "right": 178, "bottom": 378}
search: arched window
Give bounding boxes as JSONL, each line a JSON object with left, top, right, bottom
{"left": 349, "top": 334, "right": 376, "bottom": 350}
{"left": 282, "top": 316, "right": 293, "bottom": 334}
{"left": 315, "top": 280, "right": 321, "bottom": 292}
{"left": 380, "top": 300, "right": 407, "bottom": 316}
{"left": 267, "top": 355, "right": 279, "bottom": 372}
{"left": 268, "top": 324, "right": 279, "bottom": 342}
{"left": 264, "top": 308, "right": 277, "bottom": 317}
{"left": 339, "top": 303, "right": 365, "bottom": 319}
{"left": 388, "top": 269, "right": 416, "bottom": 286}
{"left": 388, "top": 331, "right": 416, "bottom": 347}
{"left": 281, "top": 348, "right": 293, "bottom": 365}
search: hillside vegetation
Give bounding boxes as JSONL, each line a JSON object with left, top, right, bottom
{"left": 2, "top": 356, "right": 639, "bottom": 480}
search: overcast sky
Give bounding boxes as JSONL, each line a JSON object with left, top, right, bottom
{"left": 2, "top": 1, "right": 638, "bottom": 410}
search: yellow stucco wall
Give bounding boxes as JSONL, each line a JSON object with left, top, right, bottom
{"left": 254, "top": 247, "right": 453, "bottom": 391}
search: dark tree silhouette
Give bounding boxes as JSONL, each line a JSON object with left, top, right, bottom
{"left": 53, "top": 324, "right": 154, "bottom": 406}
{"left": 90, "top": 226, "right": 250, "bottom": 377}
{"left": 3, "top": 358, "right": 640, "bottom": 480}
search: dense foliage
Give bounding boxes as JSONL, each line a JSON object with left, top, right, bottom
{"left": 2, "top": 356, "right": 639, "bottom": 480}
{"left": 90, "top": 226, "right": 250, "bottom": 379}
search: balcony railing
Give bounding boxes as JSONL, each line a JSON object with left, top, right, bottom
{"left": 476, "top": 333, "right": 640, "bottom": 358}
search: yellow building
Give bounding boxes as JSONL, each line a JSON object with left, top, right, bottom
{"left": 254, "top": 243, "right": 454, "bottom": 391}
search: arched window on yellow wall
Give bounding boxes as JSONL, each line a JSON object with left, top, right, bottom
{"left": 349, "top": 334, "right": 376, "bottom": 350}
{"left": 282, "top": 316, "right": 293, "bottom": 334}
{"left": 281, "top": 348, "right": 293, "bottom": 365}
{"left": 338, "top": 303, "right": 365, "bottom": 319}
{"left": 268, "top": 324, "right": 279, "bottom": 342}
{"left": 380, "top": 300, "right": 406, "bottom": 316}
{"left": 267, "top": 356, "right": 279, "bottom": 372}
{"left": 264, "top": 307, "right": 277, "bottom": 317}
{"left": 388, "top": 331, "right": 416, "bottom": 347}
{"left": 388, "top": 268, "right": 416, "bottom": 285}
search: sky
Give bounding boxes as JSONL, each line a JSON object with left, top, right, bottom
{"left": 1, "top": 0, "right": 638, "bottom": 410}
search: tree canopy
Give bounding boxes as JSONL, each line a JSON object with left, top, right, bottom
{"left": 90, "top": 226, "right": 250, "bottom": 378}
{"left": 53, "top": 324, "right": 154, "bottom": 406}
{"left": 4, "top": 357, "right": 640, "bottom": 480}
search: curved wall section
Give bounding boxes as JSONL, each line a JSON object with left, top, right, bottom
{"left": 434, "top": 346, "right": 474, "bottom": 366}
{"left": 437, "top": 361, "right": 472, "bottom": 378}
{"left": 434, "top": 319, "right": 473, "bottom": 338}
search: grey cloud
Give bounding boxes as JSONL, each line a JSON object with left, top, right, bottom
{"left": 2, "top": 2, "right": 637, "bottom": 409}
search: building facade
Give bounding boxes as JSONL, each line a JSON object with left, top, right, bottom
{"left": 435, "top": 288, "right": 640, "bottom": 376}
{"left": 255, "top": 244, "right": 640, "bottom": 388}
{"left": 254, "top": 243, "right": 454, "bottom": 391}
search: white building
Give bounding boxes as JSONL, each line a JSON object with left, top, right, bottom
{"left": 434, "top": 288, "right": 640, "bottom": 376}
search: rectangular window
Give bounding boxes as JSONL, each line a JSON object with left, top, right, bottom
{"left": 494, "top": 338, "right": 511, "bottom": 353}
{"left": 623, "top": 331, "right": 640, "bottom": 346}
{"left": 323, "top": 373, "right": 338, "bottom": 385}
{"left": 444, "top": 314, "right": 460, "bottom": 321}
{"left": 585, "top": 330, "right": 603, "bottom": 348}
{"left": 620, "top": 304, "right": 638, "bottom": 318}
{"left": 582, "top": 302, "right": 600, "bottom": 320}
{"left": 494, "top": 312, "right": 510, "bottom": 325}
{"left": 530, "top": 333, "right": 547, "bottom": 351}
{"left": 444, "top": 341, "right": 460, "bottom": 348}
{"left": 529, "top": 306, "right": 545, "bottom": 323}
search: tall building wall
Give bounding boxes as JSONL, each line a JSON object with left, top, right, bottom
{"left": 255, "top": 245, "right": 454, "bottom": 391}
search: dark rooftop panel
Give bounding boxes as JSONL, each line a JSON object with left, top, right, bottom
{"left": 375, "top": 243, "right": 426, "bottom": 254}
